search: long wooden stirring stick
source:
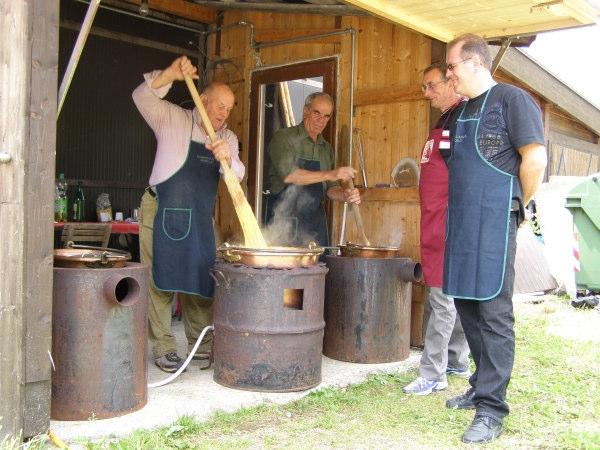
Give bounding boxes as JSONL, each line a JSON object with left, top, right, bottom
{"left": 345, "top": 178, "right": 370, "bottom": 246}
{"left": 183, "top": 76, "right": 267, "bottom": 248}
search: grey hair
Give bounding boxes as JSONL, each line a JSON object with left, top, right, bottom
{"left": 304, "top": 92, "right": 334, "bottom": 109}
{"left": 423, "top": 61, "right": 448, "bottom": 79}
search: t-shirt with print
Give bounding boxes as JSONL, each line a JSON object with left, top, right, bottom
{"left": 449, "top": 83, "right": 544, "bottom": 175}
{"left": 438, "top": 100, "right": 467, "bottom": 164}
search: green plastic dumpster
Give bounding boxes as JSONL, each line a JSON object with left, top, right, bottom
{"left": 565, "top": 175, "right": 600, "bottom": 291}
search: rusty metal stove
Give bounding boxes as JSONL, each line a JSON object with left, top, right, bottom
{"left": 323, "top": 255, "right": 422, "bottom": 363}
{"left": 212, "top": 260, "right": 328, "bottom": 392}
{"left": 51, "top": 261, "right": 148, "bottom": 420}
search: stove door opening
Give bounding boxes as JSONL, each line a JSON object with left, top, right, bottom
{"left": 283, "top": 288, "right": 303, "bottom": 310}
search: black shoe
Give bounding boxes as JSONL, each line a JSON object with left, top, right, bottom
{"left": 446, "top": 388, "right": 476, "bottom": 409}
{"left": 461, "top": 415, "right": 503, "bottom": 444}
{"left": 155, "top": 352, "right": 186, "bottom": 373}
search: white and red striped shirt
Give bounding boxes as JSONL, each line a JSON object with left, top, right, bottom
{"left": 132, "top": 70, "right": 245, "bottom": 186}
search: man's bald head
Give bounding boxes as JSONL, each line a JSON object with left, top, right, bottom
{"left": 200, "top": 81, "right": 235, "bottom": 131}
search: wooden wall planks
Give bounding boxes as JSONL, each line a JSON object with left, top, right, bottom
{"left": 213, "top": 11, "right": 431, "bottom": 344}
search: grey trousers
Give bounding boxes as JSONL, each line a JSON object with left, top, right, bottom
{"left": 419, "top": 287, "right": 469, "bottom": 381}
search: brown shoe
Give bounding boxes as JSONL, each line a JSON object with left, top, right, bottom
{"left": 155, "top": 352, "right": 186, "bottom": 373}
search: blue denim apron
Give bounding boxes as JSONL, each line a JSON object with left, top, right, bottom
{"left": 443, "top": 87, "right": 518, "bottom": 300}
{"left": 153, "top": 126, "right": 220, "bottom": 298}
{"left": 265, "top": 158, "right": 329, "bottom": 246}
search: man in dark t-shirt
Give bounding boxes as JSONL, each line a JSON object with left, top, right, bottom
{"left": 443, "top": 34, "right": 547, "bottom": 444}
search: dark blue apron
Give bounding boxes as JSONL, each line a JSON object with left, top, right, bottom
{"left": 443, "top": 87, "right": 518, "bottom": 300}
{"left": 264, "top": 158, "right": 329, "bottom": 246}
{"left": 153, "top": 124, "right": 220, "bottom": 298}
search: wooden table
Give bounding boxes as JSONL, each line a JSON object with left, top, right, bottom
{"left": 53, "top": 221, "right": 139, "bottom": 235}
{"left": 53, "top": 221, "right": 140, "bottom": 261}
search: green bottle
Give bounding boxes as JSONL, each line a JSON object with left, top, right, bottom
{"left": 73, "top": 181, "right": 85, "bottom": 222}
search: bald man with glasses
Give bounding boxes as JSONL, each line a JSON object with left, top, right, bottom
{"left": 403, "top": 62, "right": 470, "bottom": 397}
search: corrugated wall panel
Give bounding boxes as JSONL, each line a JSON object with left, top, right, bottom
{"left": 56, "top": 1, "right": 201, "bottom": 221}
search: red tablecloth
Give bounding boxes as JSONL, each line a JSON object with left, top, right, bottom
{"left": 53, "top": 221, "right": 139, "bottom": 235}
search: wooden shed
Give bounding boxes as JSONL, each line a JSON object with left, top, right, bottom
{"left": 2, "top": 0, "right": 600, "bottom": 441}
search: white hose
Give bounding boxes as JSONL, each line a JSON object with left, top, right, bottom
{"left": 148, "top": 325, "right": 214, "bottom": 388}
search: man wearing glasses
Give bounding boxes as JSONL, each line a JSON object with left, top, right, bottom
{"left": 264, "top": 92, "right": 360, "bottom": 246}
{"left": 443, "top": 34, "right": 547, "bottom": 443}
{"left": 403, "top": 62, "right": 470, "bottom": 396}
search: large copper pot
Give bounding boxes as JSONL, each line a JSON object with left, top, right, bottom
{"left": 338, "top": 242, "right": 401, "bottom": 258}
{"left": 54, "top": 243, "right": 131, "bottom": 269}
{"left": 217, "top": 242, "right": 323, "bottom": 268}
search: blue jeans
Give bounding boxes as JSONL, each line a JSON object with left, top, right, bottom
{"left": 454, "top": 212, "right": 518, "bottom": 421}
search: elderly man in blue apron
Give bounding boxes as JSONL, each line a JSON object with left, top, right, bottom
{"left": 133, "top": 56, "right": 245, "bottom": 373}
{"left": 403, "top": 62, "right": 469, "bottom": 396}
{"left": 264, "top": 92, "right": 361, "bottom": 247}
{"left": 443, "top": 34, "right": 547, "bottom": 443}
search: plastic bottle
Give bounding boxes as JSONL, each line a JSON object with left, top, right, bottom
{"left": 54, "top": 173, "right": 68, "bottom": 222}
{"left": 73, "top": 181, "right": 85, "bottom": 222}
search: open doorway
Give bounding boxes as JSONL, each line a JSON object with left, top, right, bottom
{"left": 247, "top": 57, "right": 338, "bottom": 224}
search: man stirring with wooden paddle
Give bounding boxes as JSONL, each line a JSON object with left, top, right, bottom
{"left": 133, "top": 56, "right": 244, "bottom": 373}
{"left": 264, "top": 92, "right": 361, "bottom": 247}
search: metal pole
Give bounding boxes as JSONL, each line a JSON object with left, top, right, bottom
{"left": 491, "top": 38, "right": 512, "bottom": 76}
{"left": 57, "top": 0, "right": 101, "bottom": 118}
{"left": 338, "top": 29, "right": 356, "bottom": 245}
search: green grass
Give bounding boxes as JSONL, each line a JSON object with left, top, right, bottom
{"left": 4, "top": 298, "right": 599, "bottom": 449}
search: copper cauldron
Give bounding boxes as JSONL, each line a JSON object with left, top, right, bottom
{"left": 338, "top": 242, "right": 401, "bottom": 258}
{"left": 54, "top": 243, "right": 131, "bottom": 269}
{"left": 217, "top": 242, "right": 323, "bottom": 269}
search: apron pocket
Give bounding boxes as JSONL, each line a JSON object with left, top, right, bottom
{"left": 162, "top": 208, "right": 192, "bottom": 241}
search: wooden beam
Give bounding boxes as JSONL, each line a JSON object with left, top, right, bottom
{"left": 22, "top": 0, "right": 59, "bottom": 437}
{"left": 342, "top": 0, "right": 454, "bottom": 42}
{"left": 354, "top": 86, "right": 424, "bottom": 107}
{"left": 358, "top": 187, "right": 420, "bottom": 203}
{"left": 472, "top": 18, "right": 584, "bottom": 41}
{"left": 0, "top": 0, "right": 28, "bottom": 441}
{"left": 121, "top": 0, "right": 216, "bottom": 24}
{"left": 497, "top": 48, "right": 600, "bottom": 136}
{"left": 548, "top": 131, "right": 600, "bottom": 156}
{"left": 191, "top": 1, "right": 366, "bottom": 15}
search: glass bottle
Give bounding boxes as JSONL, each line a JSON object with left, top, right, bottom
{"left": 73, "top": 181, "right": 85, "bottom": 222}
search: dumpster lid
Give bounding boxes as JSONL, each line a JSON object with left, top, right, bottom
{"left": 566, "top": 175, "right": 600, "bottom": 230}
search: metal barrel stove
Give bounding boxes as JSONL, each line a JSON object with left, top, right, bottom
{"left": 51, "top": 262, "right": 148, "bottom": 420}
{"left": 323, "top": 256, "right": 422, "bottom": 363}
{"left": 212, "top": 261, "right": 328, "bottom": 392}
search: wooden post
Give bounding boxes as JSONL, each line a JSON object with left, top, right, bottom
{"left": 0, "top": 0, "right": 30, "bottom": 441}
{"left": 0, "top": 0, "right": 58, "bottom": 441}
{"left": 22, "top": 0, "right": 59, "bottom": 437}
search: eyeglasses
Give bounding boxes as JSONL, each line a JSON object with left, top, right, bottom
{"left": 309, "top": 109, "right": 331, "bottom": 120}
{"left": 421, "top": 79, "right": 447, "bottom": 92}
{"left": 446, "top": 57, "right": 473, "bottom": 72}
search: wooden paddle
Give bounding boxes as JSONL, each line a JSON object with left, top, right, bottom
{"left": 183, "top": 76, "right": 267, "bottom": 248}
{"left": 344, "top": 178, "right": 370, "bottom": 246}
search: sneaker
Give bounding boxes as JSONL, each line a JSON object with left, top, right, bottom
{"left": 446, "top": 367, "right": 472, "bottom": 378}
{"left": 461, "top": 414, "right": 503, "bottom": 444}
{"left": 155, "top": 352, "right": 186, "bottom": 373}
{"left": 403, "top": 377, "right": 448, "bottom": 395}
{"left": 446, "top": 387, "right": 476, "bottom": 409}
